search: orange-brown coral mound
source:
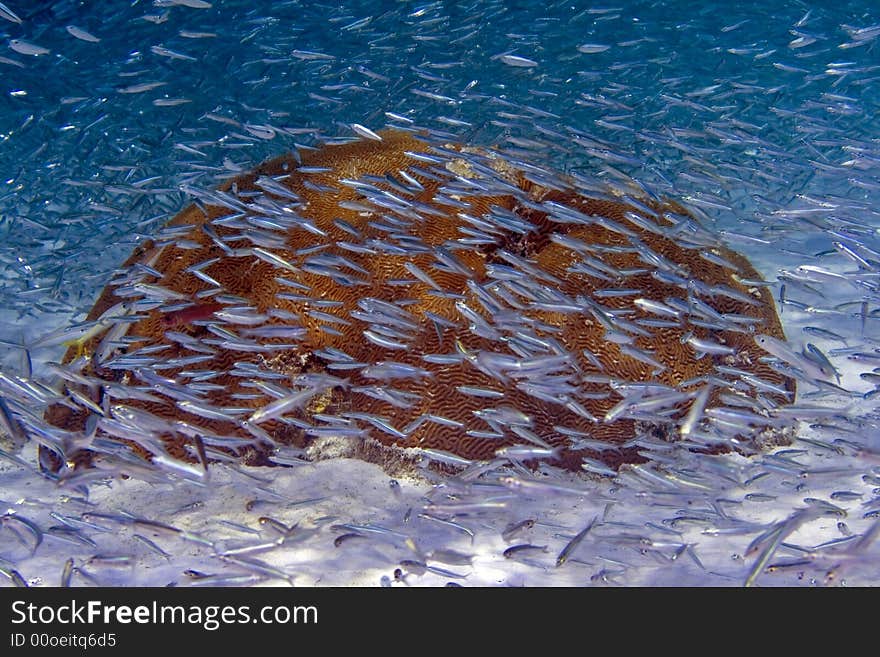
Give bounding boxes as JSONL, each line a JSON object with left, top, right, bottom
{"left": 42, "top": 129, "right": 793, "bottom": 475}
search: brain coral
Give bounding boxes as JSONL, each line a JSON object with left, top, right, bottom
{"left": 41, "top": 128, "right": 794, "bottom": 477}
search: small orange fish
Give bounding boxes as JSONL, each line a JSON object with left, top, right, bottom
{"left": 160, "top": 302, "right": 222, "bottom": 328}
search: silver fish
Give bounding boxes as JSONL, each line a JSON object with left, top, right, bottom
{"left": 0, "top": 2, "right": 22, "bottom": 23}
{"left": 66, "top": 26, "right": 101, "bottom": 42}
{"left": 557, "top": 516, "right": 599, "bottom": 567}
{"left": 9, "top": 39, "right": 50, "bottom": 56}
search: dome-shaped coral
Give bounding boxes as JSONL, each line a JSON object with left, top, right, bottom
{"left": 42, "top": 129, "right": 794, "bottom": 475}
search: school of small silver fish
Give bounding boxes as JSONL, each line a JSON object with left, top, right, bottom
{"left": 1, "top": 0, "right": 879, "bottom": 587}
